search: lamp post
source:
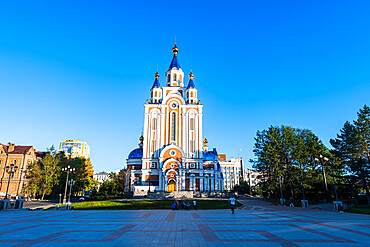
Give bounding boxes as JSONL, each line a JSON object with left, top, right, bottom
{"left": 315, "top": 155, "right": 330, "bottom": 203}
{"left": 68, "top": 179, "right": 75, "bottom": 203}
{"left": 62, "top": 166, "right": 75, "bottom": 204}
{"left": 329, "top": 168, "right": 339, "bottom": 201}
{"left": 5, "top": 161, "right": 19, "bottom": 199}
{"left": 148, "top": 170, "right": 151, "bottom": 193}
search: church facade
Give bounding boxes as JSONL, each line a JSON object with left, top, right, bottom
{"left": 125, "top": 44, "right": 223, "bottom": 192}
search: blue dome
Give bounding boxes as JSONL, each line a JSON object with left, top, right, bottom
{"left": 203, "top": 148, "right": 218, "bottom": 161}
{"left": 128, "top": 148, "right": 143, "bottom": 159}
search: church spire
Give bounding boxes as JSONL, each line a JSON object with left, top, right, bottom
{"left": 187, "top": 72, "right": 196, "bottom": 89}
{"left": 169, "top": 43, "right": 181, "bottom": 69}
{"left": 151, "top": 71, "right": 161, "bottom": 88}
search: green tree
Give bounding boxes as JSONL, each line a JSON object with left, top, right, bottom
{"left": 331, "top": 105, "right": 370, "bottom": 205}
{"left": 251, "top": 125, "right": 332, "bottom": 201}
{"left": 26, "top": 146, "right": 61, "bottom": 200}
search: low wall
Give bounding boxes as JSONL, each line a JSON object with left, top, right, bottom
{"left": 193, "top": 192, "right": 238, "bottom": 198}
{"left": 147, "top": 191, "right": 193, "bottom": 199}
{"left": 145, "top": 191, "right": 237, "bottom": 199}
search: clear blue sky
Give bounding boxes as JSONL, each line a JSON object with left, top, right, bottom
{"left": 1, "top": 1, "right": 369, "bottom": 171}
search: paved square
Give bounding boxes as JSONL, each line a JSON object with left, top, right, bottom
{"left": 0, "top": 206, "right": 369, "bottom": 246}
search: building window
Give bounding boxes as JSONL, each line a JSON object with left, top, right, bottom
{"left": 154, "top": 91, "right": 157, "bottom": 97}
{"left": 170, "top": 112, "right": 176, "bottom": 142}
{"left": 190, "top": 118, "right": 194, "bottom": 130}
{"left": 167, "top": 75, "right": 170, "bottom": 82}
{"left": 152, "top": 118, "right": 156, "bottom": 130}
{"left": 173, "top": 74, "right": 177, "bottom": 81}
{"left": 190, "top": 140, "right": 194, "bottom": 153}
{"left": 151, "top": 140, "right": 156, "bottom": 152}
{"left": 179, "top": 75, "right": 182, "bottom": 83}
{"left": 190, "top": 92, "right": 193, "bottom": 97}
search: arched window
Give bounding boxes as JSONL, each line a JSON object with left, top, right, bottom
{"left": 170, "top": 112, "right": 176, "bottom": 142}
{"left": 152, "top": 140, "right": 156, "bottom": 152}
{"left": 179, "top": 75, "right": 182, "bottom": 83}
{"left": 152, "top": 118, "right": 156, "bottom": 130}
{"left": 190, "top": 92, "right": 193, "bottom": 97}
{"left": 167, "top": 75, "right": 170, "bottom": 82}
{"left": 190, "top": 140, "right": 194, "bottom": 153}
{"left": 173, "top": 74, "right": 177, "bottom": 81}
{"left": 190, "top": 118, "right": 194, "bottom": 130}
{"left": 159, "top": 92, "right": 161, "bottom": 97}
{"left": 154, "top": 91, "right": 157, "bottom": 97}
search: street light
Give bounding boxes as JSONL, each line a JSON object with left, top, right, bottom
{"left": 148, "top": 170, "right": 151, "bottom": 193}
{"left": 315, "top": 155, "right": 330, "bottom": 203}
{"left": 5, "top": 161, "right": 19, "bottom": 199}
{"left": 68, "top": 179, "right": 76, "bottom": 203}
{"left": 61, "top": 166, "right": 75, "bottom": 204}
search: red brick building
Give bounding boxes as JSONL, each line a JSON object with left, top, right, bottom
{"left": 0, "top": 143, "right": 38, "bottom": 198}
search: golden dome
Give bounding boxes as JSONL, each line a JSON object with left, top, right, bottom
{"left": 172, "top": 44, "right": 179, "bottom": 55}
{"left": 154, "top": 72, "right": 159, "bottom": 79}
{"left": 189, "top": 72, "right": 194, "bottom": 80}
{"left": 203, "top": 137, "right": 208, "bottom": 147}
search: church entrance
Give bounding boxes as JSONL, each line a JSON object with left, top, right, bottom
{"left": 168, "top": 180, "right": 176, "bottom": 192}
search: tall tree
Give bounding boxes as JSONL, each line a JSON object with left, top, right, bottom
{"left": 331, "top": 105, "right": 370, "bottom": 205}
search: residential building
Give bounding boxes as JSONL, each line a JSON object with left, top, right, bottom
{"left": 125, "top": 44, "right": 223, "bottom": 192}
{"left": 93, "top": 171, "right": 110, "bottom": 185}
{"left": 218, "top": 155, "right": 244, "bottom": 191}
{"left": 244, "top": 168, "right": 261, "bottom": 188}
{"left": 60, "top": 140, "right": 90, "bottom": 158}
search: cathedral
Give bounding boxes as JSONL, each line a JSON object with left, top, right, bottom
{"left": 125, "top": 44, "right": 223, "bottom": 192}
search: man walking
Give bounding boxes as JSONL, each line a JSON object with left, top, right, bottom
{"left": 229, "top": 195, "right": 236, "bottom": 214}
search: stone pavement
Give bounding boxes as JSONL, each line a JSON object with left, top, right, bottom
{"left": 0, "top": 206, "right": 369, "bottom": 246}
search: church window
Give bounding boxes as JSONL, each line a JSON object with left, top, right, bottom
{"left": 170, "top": 112, "right": 176, "bottom": 142}
{"left": 152, "top": 118, "right": 156, "bottom": 130}
{"left": 190, "top": 92, "right": 193, "bottom": 97}
{"left": 187, "top": 92, "right": 189, "bottom": 98}
{"left": 154, "top": 91, "right": 157, "bottom": 97}
{"left": 190, "top": 118, "right": 194, "bottom": 130}
{"left": 159, "top": 92, "right": 161, "bottom": 97}
{"left": 173, "top": 74, "right": 177, "bottom": 81}
{"left": 151, "top": 140, "right": 156, "bottom": 152}
{"left": 179, "top": 75, "right": 182, "bottom": 83}
{"left": 190, "top": 140, "right": 194, "bottom": 153}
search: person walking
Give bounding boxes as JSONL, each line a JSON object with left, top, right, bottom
{"left": 229, "top": 195, "right": 236, "bottom": 214}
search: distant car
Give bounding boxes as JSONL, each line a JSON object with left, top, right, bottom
{"left": 79, "top": 197, "right": 85, "bottom": 201}
{"left": 359, "top": 193, "right": 366, "bottom": 196}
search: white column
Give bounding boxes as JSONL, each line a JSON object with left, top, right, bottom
{"left": 176, "top": 176, "right": 179, "bottom": 191}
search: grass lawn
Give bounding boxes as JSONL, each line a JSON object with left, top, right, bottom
{"left": 72, "top": 199, "right": 242, "bottom": 210}
{"left": 345, "top": 204, "right": 370, "bottom": 215}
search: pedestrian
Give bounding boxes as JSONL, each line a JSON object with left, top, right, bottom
{"left": 289, "top": 198, "right": 294, "bottom": 207}
{"left": 229, "top": 195, "right": 236, "bottom": 214}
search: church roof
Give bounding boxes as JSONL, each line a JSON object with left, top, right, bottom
{"left": 169, "top": 54, "right": 181, "bottom": 69}
{"left": 152, "top": 77, "right": 161, "bottom": 89}
{"left": 128, "top": 148, "right": 143, "bottom": 159}
{"left": 187, "top": 79, "right": 196, "bottom": 89}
